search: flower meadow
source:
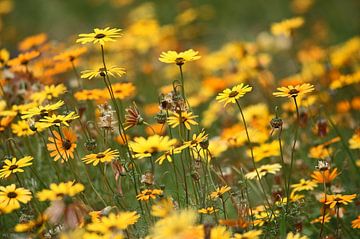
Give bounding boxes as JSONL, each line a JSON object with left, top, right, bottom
{"left": 0, "top": 1, "right": 360, "bottom": 239}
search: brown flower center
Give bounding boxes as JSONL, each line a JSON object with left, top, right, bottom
{"left": 9, "top": 165, "right": 18, "bottom": 170}
{"left": 96, "top": 153, "right": 105, "bottom": 159}
{"left": 229, "top": 91, "right": 239, "bottom": 97}
{"left": 53, "top": 119, "right": 62, "bottom": 124}
{"left": 289, "top": 89, "right": 300, "bottom": 97}
{"left": 7, "top": 192, "right": 17, "bottom": 198}
{"left": 175, "top": 57, "right": 185, "bottom": 66}
{"left": 95, "top": 33, "right": 106, "bottom": 39}
{"left": 62, "top": 140, "right": 72, "bottom": 150}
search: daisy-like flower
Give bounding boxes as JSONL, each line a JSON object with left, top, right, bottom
{"left": 349, "top": 129, "right": 360, "bottom": 149}
{"left": 87, "top": 211, "right": 140, "bottom": 234}
{"left": 311, "top": 168, "right": 339, "bottom": 184}
{"left": 352, "top": 215, "right": 360, "bottom": 229}
{"left": 245, "top": 163, "right": 282, "bottom": 180}
{"left": 216, "top": 83, "right": 252, "bottom": 106}
{"left": 271, "top": 17, "right": 304, "bottom": 37}
{"left": 136, "top": 189, "right": 163, "bottom": 201}
{"left": 320, "top": 194, "right": 356, "bottom": 208}
{"left": 0, "top": 116, "right": 14, "bottom": 132}
{"left": 167, "top": 111, "right": 198, "bottom": 130}
{"left": 21, "top": 100, "right": 64, "bottom": 120}
{"left": 47, "top": 128, "right": 77, "bottom": 163}
{"left": 110, "top": 82, "right": 136, "bottom": 100}
{"left": 291, "top": 179, "right": 317, "bottom": 193}
{"left": 233, "top": 229, "right": 262, "bottom": 239}
{"left": 248, "top": 141, "right": 279, "bottom": 162}
{"left": 209, "top": 186, "right": 231, "bottom": 200}
{"left": 124, "top": 102, "right": 143, "bottom": 130}
{"left": 0, "top": 48, "right": 10, "bottom": 68}
{"left": 80, "top": 66, "right": 126, "bottom": 80}
{"left": 53, "top": 47, "right": 87, "bottom": 62}
{"left": 8, "top": 50, "right": 40, "bottom": 68}
{"left": 40, "top": 112, "right": 79, "bottom": 127}
{"left": 129, "top": 135, "right": 177, "bottom": 159}
{"left": 0, "top": 156, "right": 33, "bottom": 179}
{"left": 286, "top": 232, "right": 308, "bottom": 239}
{"left": 14, "top": 213, "right": 47, "bottom": 233}
{"left": 11, "top": 120, "right": 35, "bottom": 137}
{"left": 151, "top": 198, "right": 174, "bottom": 217}
{"left": 37, "top": 181, "right": 84, "bottom": 201}
{"left": 198, "top": 206, "right": 218, "bottom": 214}
{"left": 183, "top": 130, "right": 208, "bottom": 149}
{"left": 310, "top": 214, "right": 331, "bottom": 224}
{"left": 0, "top": 184, "right": 32, "bottom": 210}
{"left": 76, "top": 27, "right": 122, "bottom": 45}
{"left": 74, "top": 89, "right": 103, "bottom": 101}
{"left": 273, "top": 83, "right": 314, "bottom": 98}
{"left": 18, "top": 33, "right": 47, "bottom": 51}
{"left": 159, "top": 49, "right": 201, "bottom": 65}
{"left": 30, "top": 84, "right": 67, "bottom": 103}
{"left": 155, "top": 147, "right": 183, "bottom": 165}
{"left": 82, "top": 148, "right": 119, "bottom": 166}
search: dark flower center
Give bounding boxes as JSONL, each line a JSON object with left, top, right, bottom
{"left": 7, "top": 192, "right": 17, "bottom": 198}
{"left": 175, "top": 57, "right": 185, "bottom": 65}
{"left": 9, "top": 165, "right": 18, "bottom": 170}
{"left": 95, "top": 33, "right": 106, "bottom": 39}
{"left": 289, "top": 89, "right": 300, "bottom": 96}
{"left": 53, "top": 119, "right": 62, "bottom": 124}
{"left": 229, "top": 91, "right": 239, "bottom": 97}
{"left": 62, "top": 140, "right": 72, "bottom": 150}
{"left": 96, "top": 153, "right": 105, "bottom": 159}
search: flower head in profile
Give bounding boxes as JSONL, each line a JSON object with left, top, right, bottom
{"left": 87, "top": 211, "right": 140, "bottom": 233}
{"left": 82, "top": 148, "right": 119, "bottom": 166}
{"left": 0, "top": 184, "right": 32, "bottom": 211}
{"left": 159, "top": 49, "right": 201, "bottom": 65}
{"left": 37, "top": 181, "right": 84, "bottom": 201}
{"left": 352, "top": 216, "right": 360, "bottom": 229}
{"left": 40, "top": 112, "right": 79, "bottom": 127}
{"left": 136, "top": 189, "right": 163, "bottom": 201}
{"left": 167, "top": 111, "right": 198, "bottom": 130}
{"left": 8, "top": 50, "right": 40, "bottom": 69}
{"left": 21, "top": 100, "right": 64, "bottom": 120}
{"left": 129, "top": 135, "right": 177, "bottom": 159}
{"left": 30, "top": 84, "right": 67, "bottom": 104}
{"left": 320, "top": 194, "right": 356, "bottom": 208}
{"left": 311, "top": 168, "right": 339, "bottom": 184}
{"left": 216, "top": 83, "right": 252, "bottom": 106}
{"left": 273, "top": 83, "right": 314, "bottom": 98}
{"left": 76, "top": 27, "right": 122, "bottom": 45}
{"left": 233, "top": 229, "right": 262, "bottom": 239}
{"left": 291, "top": 178, "right": 317, "bottom": 193}
{"left": 209, "top": 186, "right": 231, "bottom": 200}
{"left": 0, "top": 156, "right": 33, "bottom": 179}
{"left": 271, "top": 17, "right": 304, "bottom": 37}
{"left": 81, "top": 66, "right": 126, "bottom": 80}
{"left": 198, "top": 206, "right": 218, "bottom": 214}
{"left": 245, "top": 163, "right": 282, "bottom": 180}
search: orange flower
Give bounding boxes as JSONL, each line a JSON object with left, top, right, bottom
{"left": 311, "top": 168, "right": 339, "bottom": 184}
{"left": 8, "top": 51, "right": 40, "bottom": 68}
{"left": 352, "top": 216, "right": 360, "bottom": 229}
{"left": 47, "top": 128, "right": 77, "bottom": 163}
{"left": 320, "top": 194, "right": 356, "bottom": 208}
{"left": 18, "top": 33, "right": 47, "bottom": 51}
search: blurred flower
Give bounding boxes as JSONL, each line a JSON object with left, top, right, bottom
{"left": 245, "top": 163, "right": 282, "bottom": 180}
{"left": 18, "top": 33, "right": 47, "bottom": 51}
{"left": 8, "top": 50, "right": 40, "bottom": 69}
{"left": 30, "top": 84, "right": 67, "bottom": 103}
{"left": 273, "top": 83, "right": 314, "bottom": 98}
{"left": 155, "top": 147, "right": 183, "bottom": 165}
{"left": 349, "top": 129, "right": 360, "bottom": 149}
{"left": 291, "top": 179, "right": 317, "bottom": 193}
{"left": 352, "top": 215, "right": 360, "bottom": 229}
{"left": 54, "top": 47, "right": 87, "bottom": 62}
{"left": 82, "top": 148, "right": 119, "bottom": 166}
{"left": 198, "top": 206, "right": 218, "bottom": 214}
{"left": 47, "top": 127, "right": 77, "bottom": 163}
{"left": 248, "top": 141, "right": 279, "bottom": 162}
{"left": 129, "top": 135, "right": 177, "bottom": 159}
{"left": 21, "top": 100, "right": 64, "bottom": 120}
{"left": 233, "top": 229, "right": 262, "bottom": 239}
{"left": 0, "top": 48, "right": 10, "bottom": 68}
{"left": 0, "top": 156, "right": 33, "bottom": 179}
{"left": 151, "top": 198, "right": 174, "bottom": 217}
{"left": 87, "top": 211, "right": 140, "bottom": 233}
{"left": 37, "top": 181, "right": 84, "bottom": 201}
{"left": 14, "top": 213, "right": 47, "bottom": 233}
{"left": 76, "top": 27, "right": 122, "bottom": 45}
{"left": 286, "top": 232, "right": 308, "bottom": 239}
{"left": 310, "top": 214, "right": 330, "bottom": 224}
{"left": 40, "top": 112, "right": 79, "bottom": 127}
{"left": 0, "top": 184, "right": 32, "bottom": 210}
{"left": 159, "top": 49, "right": 201, "bottom": 65}
{"left": 216, "top": 83, "right": 252, "bottom": 106}
{"left": 271, "top": 17, "right": 304, "bottom": 37}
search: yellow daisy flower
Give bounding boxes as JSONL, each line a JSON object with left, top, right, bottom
{"left": 0, "top": 156, "right": 33, "bottom": 179}
{"left": 167, "top": 111, "right": 198, "bottom": 130}
{"left": 37, "top": 181, "right": 84, "bottom": 201}
{"left": 82, "top": 148, "right": 119, "bottom": 166}
{"left": 291, "top": 178, "right": 317, "bottom": 193}
{"left": 0, "top": 184, "right": 32, "bottom": 210}
{"left": 216, "top": 83, "right": 252, "bottom": 106}
{"left": 159, "top": 49, "right": 201, "bottom": 65}
{"left": 129, "top": 135, "right": 177, "bottom": 159}
{"left": 273, "top": 83, "right": 314, "bottom": 98}
{"left": 209, "top": 186, "right": 231, "bottom": 200}
{"left": 76, "top": 27, "right": 122, "bottom": 45}
{"left": 81, "top": 66, "right": 126, "bottom": 80}
{"left": 21, "top": 100, "right": 64, "bottom": 120}
{"left": 271, "top": 17, "right": 304, "bottom": 37}
{"left": 245, "top": 163, "right": 282, "bottom": 180}
{"left": 198, "top": 206, "right": 218, "bottom": 214}
{"left": 136, "top": 189, "right": 163, "bottom": 201}
{"left": 40, "top": 112, "right": 79, "bottom": 127}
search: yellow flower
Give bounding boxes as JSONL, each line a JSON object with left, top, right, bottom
{"left": 82, "top": 148, "right": 119, "bottom": 166}
{"left": 291, "top": 178, "right": 317, "bottom": 193}
{"left": 245, "top": 163, "right": 282, "bottom": 180}
{"left": 271, "top": 17, "right": 304, "bottom": 37}
{"left": 198, "top": 206, "right": 218, "bottom": 214}
{"left": 248, "top": 141, "right": 279, "bottom": 162}
{"left": 136, "top": 189, "right": 163, "bottom": 201}
{"left": 286, "top": 232, "right": 308, "bottom": 239}
{"left": 320, "top": 194, "right": 356, "bottom": 208}
{"left": 37, "top": 181, "right": 84, "bottom": 201}
{"left": 0, "top": 48, "right": 10, "bottom": 68}
{"left": 129, "top": 134, "right": 177, "bottom": 159}
{"left": 349, "top": 129, "right": 360, "bottom": 149}
{"left": 0, "top": 184, "right": 32, "bottom": 210}
{"left": 109, "top": 82, "right": 136, "bottom": 100}
{"left": 352, "top": 215, "right": 360, "bottom": 229}
{"left": 30, "top": 84, "right": 67, "bottom": 103}
{"left": 310, "top": 214, "right": 331, "bottom": 224}
{"left": 81, "top": 66, "right": 126, "bottom": 80}
{"left": 40, "top": 112, "right": 79, "bottom": 127}
{"left": 47, "top": 127, "right": 77, "bottom": 163}
{"left": 183, "top": 130, "right": 208, "bottom": 149}
{"left": 273, "top": 83, "right": 314, "bottom": 98}
{"left": 216, "top": 84, "right": 252, "bottom": 106}
{"left": 159, "top": 49, "right": 201, "bottom": 65}
{"left": 209, "top": 186, "right": 231, "bottom": 200}
{"left": 233, "top": 230, "right": 262, "bottom": 239}
{"left": 210, "top": 225, "right": 231, "bottom": 239}
{"left": 15, "top": 214, "right": 47, "bottom": 233}
{"left": 311, "top": 168, "right": 339, "bottom": 184}
{"left": 21, "top": 100, "right": 64, "bottom": 120}
{"left": 87, "top": 211, "right": 140, "bottom": 233}
{"left": 167, "top": 111, "right": 198, "bottom": 130}
{"left": 11, "top": 120, "right": 35, "bottom": 137}
{"left": 151, "top": 198, "right": 174, "bottom": 217}
{"left": 76, "top": 27, "right": 122, "bottom": 45}
{"left": 155, "top": 147, "right": 183, "bottom": 165}
{"left": 0, "top": 156, "right": 33, "bottom": 179}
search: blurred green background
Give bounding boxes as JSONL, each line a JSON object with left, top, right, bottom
{"left": 2, "top": 0, "right": 359, "bottom": 50}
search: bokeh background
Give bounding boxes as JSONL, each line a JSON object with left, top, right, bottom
{"left": 1, "top": 0, "right": 359, "bottom": 49}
